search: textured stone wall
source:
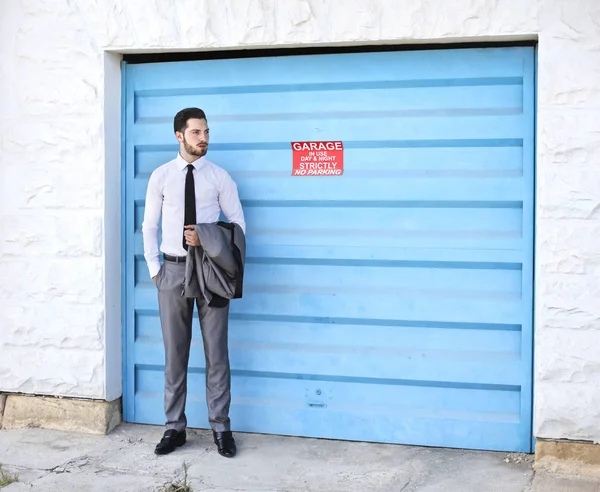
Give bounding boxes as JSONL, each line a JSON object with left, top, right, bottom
{"left": 0, "top": 0, "right": 106, "bottom": 398}
{"left": 0, "top": 0, "right": 599, "bottom": 442}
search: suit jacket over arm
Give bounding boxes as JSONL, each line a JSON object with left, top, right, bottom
{"left": 183, "top": 222, "right": 246, "bottom": 307}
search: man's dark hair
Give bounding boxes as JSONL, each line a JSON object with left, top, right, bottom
{"left": 174, "top": 107, "right": 207, "bottom": 133}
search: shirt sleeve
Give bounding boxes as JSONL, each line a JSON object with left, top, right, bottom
{"left": 218, "top": 170, "right": 246, "bottom": 234}
{"left": 142, "top": 169, "right": 163, "bottom": 278}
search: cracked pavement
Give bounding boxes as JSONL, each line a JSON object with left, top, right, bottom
{"left": 0, "top": 423, "right": 592, "bottom": 491}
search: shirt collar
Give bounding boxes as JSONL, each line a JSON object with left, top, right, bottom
{"left": 176, "top": 153, "right": 206, "bottom": 171}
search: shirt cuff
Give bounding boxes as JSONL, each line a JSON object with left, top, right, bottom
{"left": 148, "top": 259, "right": 161, "bottom": 279}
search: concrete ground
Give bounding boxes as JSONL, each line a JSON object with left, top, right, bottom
{"left": 0, "top": 424, "right": 597, "bottom": 492}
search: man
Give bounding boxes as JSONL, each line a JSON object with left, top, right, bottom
{"left": 142, "top": 107, "right": 246, "bottom": 457}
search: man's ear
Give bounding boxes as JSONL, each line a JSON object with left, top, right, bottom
{"left": 175, "top": 131, "right": 184, "bottom": 143}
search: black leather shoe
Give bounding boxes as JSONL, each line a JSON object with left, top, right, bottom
{"left": 213, "top": 430, "right": 236, "bottom": 458}
{"left": 155, "top": 429, "right": 186, "bottom": 455}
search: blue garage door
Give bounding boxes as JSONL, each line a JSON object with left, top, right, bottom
{"left": 123, "top": 47, "right": 535, "bottom": 452}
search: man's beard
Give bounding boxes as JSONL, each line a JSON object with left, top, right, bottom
{"left": 183, "top": 137, "right": 208, "bottom": 157}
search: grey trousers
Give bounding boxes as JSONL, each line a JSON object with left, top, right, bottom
{"left": 156, "top": 260, "right": 231, "bottom": 433}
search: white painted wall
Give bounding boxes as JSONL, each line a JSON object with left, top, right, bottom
{"left": 0, "top": 0, "right": 599, "bottom": 442}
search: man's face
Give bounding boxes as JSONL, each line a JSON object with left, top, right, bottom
{"left": 177, "top": 118, "right": 209, "bottom": 157}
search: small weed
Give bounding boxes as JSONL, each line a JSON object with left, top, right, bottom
{"left": 158, "top": 462, "right": 193, "bottom": 492}
{"left": 0, "top": 464, "right": 18, "bottom": 488}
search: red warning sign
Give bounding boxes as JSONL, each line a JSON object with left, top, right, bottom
{"left": 291, "top": 141, "right": 344, "bottom": 176}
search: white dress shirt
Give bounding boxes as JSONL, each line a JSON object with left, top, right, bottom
{"left": 142, "top": 154, "right": 246, "bottom": 278}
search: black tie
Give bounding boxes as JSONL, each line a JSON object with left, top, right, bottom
{"left": 183, "top": 164, "right": 196, "bottom": 251}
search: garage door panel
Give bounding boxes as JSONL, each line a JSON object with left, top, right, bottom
{"left": 132, "top": 396, "right": 524, "bottom": 452}
{"left": 129, "top": 48, "right": 530, "bottom": 91}
{"left": 134, "top": 313, "right": 521, "bottom": 358}
{"left": 136, "top": 366, "right": 522, "bottom": 420}
{"left": 132, "top": 234, "right": 526, "bottom": 265}
{"left": 133, "top": 288, "right": 159, "bottom": 310}
{"left": 134, "top": 314, "right": 521, "bottom": 355}
{"left": 133, "top": 198, "right": 524, "bottom": 230}
{"left": 136, "top": 147, "right": 524, "bottom": 177}
{"left": 244, "top": 206, "right": 522, "bottom": 231}
{"left": 132, "top": 175, "right": 527, "bottom": 202}
{"left": 239, "top": 178, "right": 525, "bottom": 201}
{"left": 123, "top": 47, "right": 534, "bottom": 452}
{"left": 133, "top": 176, "right": 525, "bottom": 202}
{"left": 132, "top": 116, "right": 525, "bottom": 145}
{"left": 246, "top": 232, "right": 524, "bottom": 251}
{"left": 134, "top": 321, "right": 523, "bottom": 388}
{"left": 231, "top": 292, "right": 524, "bottom": 326}
{"left": 244, "top": 263, "right": 521, "bottom": 296}
{"left": 134, "top": 367, "right": 524, "bottom": 450}
{"left": 246, "top": 244, "right": 526, "bottom": 264}
{"left": 227, "top": 349, "right": 523, "bottom": 387}
{"left": 135, "top": 84, "right": 523, "bottom": 121}
{"left": 132, "top": 176, "right": 525, "bottom": 202}
{"left": 133, "top": 337, "right": 522, "bottom": 386}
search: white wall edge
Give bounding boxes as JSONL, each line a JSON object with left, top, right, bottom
{"left": 103, "top": 51, "right": 123, "bottom": 402}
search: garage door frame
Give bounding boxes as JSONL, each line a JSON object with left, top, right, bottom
{"left": 120, "top": 42, "right": 537, "bottom": 452}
